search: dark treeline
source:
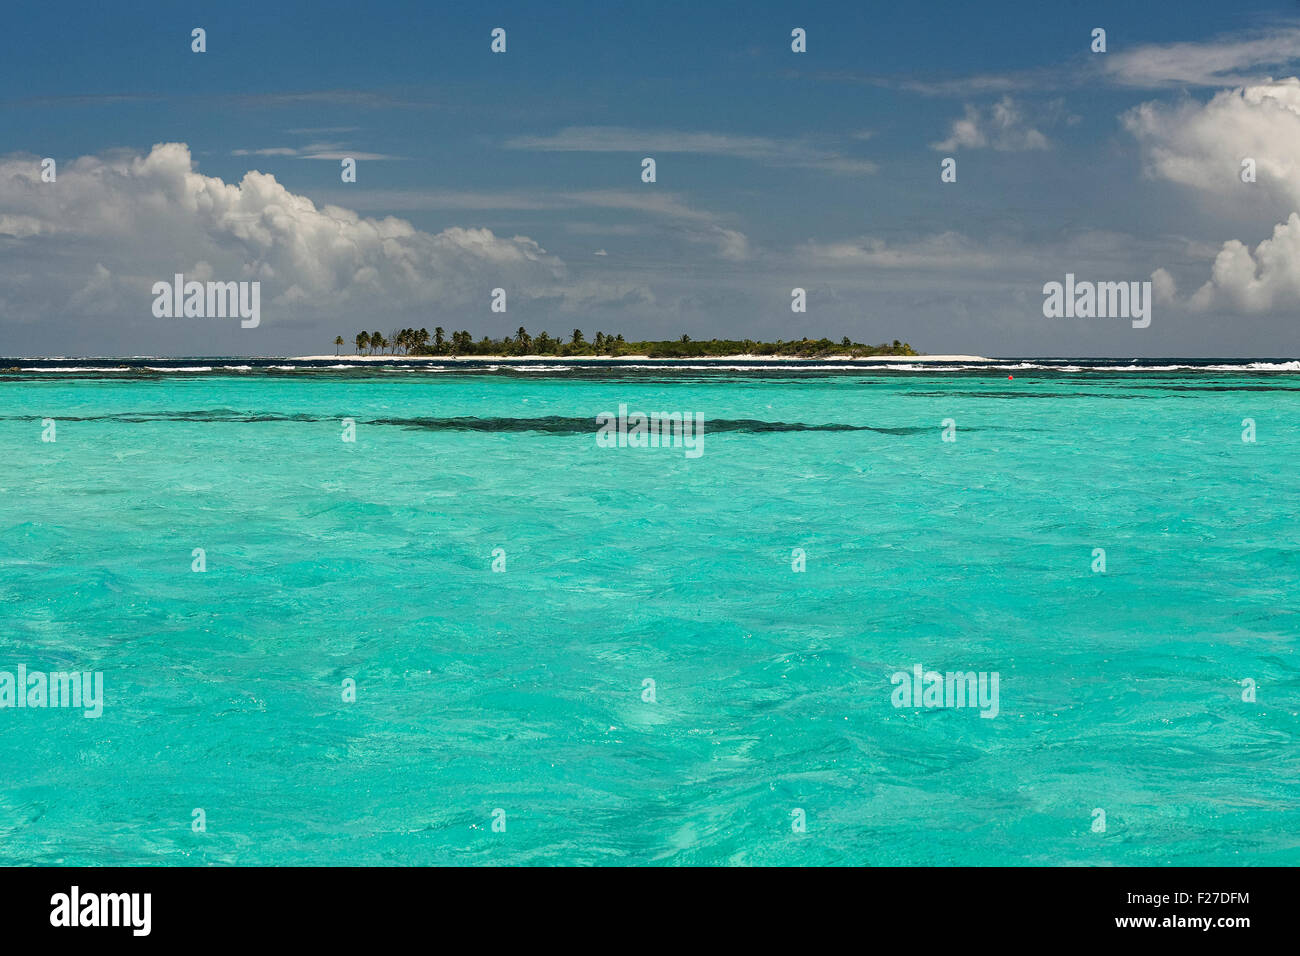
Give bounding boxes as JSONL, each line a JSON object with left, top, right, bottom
{"left": 343, "top": 327, "right": 917, "bottom": 358}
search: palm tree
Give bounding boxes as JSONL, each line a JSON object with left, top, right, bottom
{"left": 370, "top": 331, "right": 383, "bottom": 355}
{"left": 355, "top": 332, "right": 368, "bottom": 355}
{"left": 434, "top": 327, "right": 445, "bottom": 352}
{"left": 571, "top": 329, "right": 585, "bottom": 344}
{"left": 516, "top": 326, "right": 531, "bottom": 352}
{"left": 335, "top": 335, "right": 344, "bottom": 355}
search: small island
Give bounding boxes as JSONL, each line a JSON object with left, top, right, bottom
{"left": 335, "top": 327, "right": 918, "bottom": 359}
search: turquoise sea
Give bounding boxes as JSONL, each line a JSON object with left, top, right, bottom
{"left": 1, "top": 358, "right": 1297, "bottom": 866}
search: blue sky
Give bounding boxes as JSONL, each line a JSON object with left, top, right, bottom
{"left": 4, "top": 0, "right": 1300, "bottom": 356}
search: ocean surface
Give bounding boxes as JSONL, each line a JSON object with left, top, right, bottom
{"left": 1, "top": 357, "right": 1297, "bottom": 866}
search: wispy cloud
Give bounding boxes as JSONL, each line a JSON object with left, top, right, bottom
{"left": 801, "top": 24, "right": 1300, "bottom": 96}
{"left": 0, "top": 92, "right": 165, "bottom": 109}
{"left": 1102, "top": 27, "right": 1300, "bottom": 88}
{"left": 298, "top": 150, "right": 399, "bottom": 161}
{"left": 303, "top": 185, "right": 752, "bottom": 260}
{"left": 505, "top": 126, "right": 875, "bottom": 174}
{"left": 228, "top": 90, "right": 435, "bottom": 109}
{"left": 308, "top": 189, "right": 562, "bottom": 211}
{"left": 568, "top": 188, "right": 726, "bottom": 223}
{"left": 232, "top": 141, "right": 402, "bottom": 161}
{"left": 1, "top": 89, "right": 436, "bottom": 111}
{"left": 307, "top": 187, "right": 729, "bottom": 224}
{"left": 231, "top": 147, "right": 300, "bottom": 157}
{"left": 801, "top": 68, "right": 1052, "bottom": 97}
{"left": 797, "top": 229, "right": 1178, "bottom": 279}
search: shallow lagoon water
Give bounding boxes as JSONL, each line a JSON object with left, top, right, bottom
{"left": 1, "top": 361, "right": 1297, "bottom": 865}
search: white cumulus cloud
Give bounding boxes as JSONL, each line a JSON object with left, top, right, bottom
{"left": 1188, "top": 213, "right": 1300, "bottom": 313}
{"left": 1124, "top": 78, "right": 1300, "bottom": 207}
{"left": 1126, "top": 78, "right": 1300, "bottom": 312}
{"left": 0, "top": 142, "right": 568, "bottom": 324}
{"left": 932, "top": 98, "right": 1049, "bottom": 152}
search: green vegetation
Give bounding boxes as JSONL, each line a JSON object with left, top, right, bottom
{"left": 345, "top": 328, "right": 916, "bottom": 358}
